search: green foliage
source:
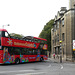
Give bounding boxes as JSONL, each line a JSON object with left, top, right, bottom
{"left": 39, "top": 19, "right": 54, "bottom": 52}
{"left": 10, "top": 33, "right": 24, "bottom": 38}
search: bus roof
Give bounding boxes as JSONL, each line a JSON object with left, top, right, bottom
{"left": 34, "top": 37, "right": 47, "bottom": 41}
{"left": 0, "top": 29, "right": 47, "bottom": 41}
{"left": 0, "top": 29, "right": 7, "bottom": 32}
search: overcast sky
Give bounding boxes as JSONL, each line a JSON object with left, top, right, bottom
{"left": 0, "top": 0, "right": 69, "bottom": 37}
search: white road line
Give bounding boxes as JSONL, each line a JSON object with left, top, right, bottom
{"left": 16, "top": 72, "right": 46, "bottom": 75}
{"left": 48, "top": 65, "right": 51, "bottom": 67}
{"left": 60, "top": 64, "right": 63, "bottom": 69}
{"left": 0, "top": 70, "right": 35, "bottom": 74}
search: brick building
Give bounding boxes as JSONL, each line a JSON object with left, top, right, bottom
{"left": 51, "top": 0, "right": 75, "bottom": 61}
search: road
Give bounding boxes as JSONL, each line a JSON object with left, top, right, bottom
{"left": 0, "top": 59, "right": 75, "bottom": 75}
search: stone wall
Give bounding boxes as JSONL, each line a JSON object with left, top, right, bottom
{"left": 69, "top": 0, "right": 75, "bottom": 9}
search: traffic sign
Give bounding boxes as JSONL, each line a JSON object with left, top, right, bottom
{"left": 73, "top": 40, "right": 75, "bottom": 51}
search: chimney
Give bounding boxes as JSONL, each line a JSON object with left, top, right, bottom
{"left": 60, "top": 7, "right": 67, "bottom": 15}
{"left": 60, "top": 7, "right": 67, "bottom": 11}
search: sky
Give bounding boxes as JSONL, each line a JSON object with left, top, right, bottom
{"left": 0, "top": 0, "right": 69, "bottom": 37}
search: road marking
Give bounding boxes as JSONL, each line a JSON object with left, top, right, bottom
{"left": 60, "top": 65, "right": 63, "bottom": 69}
{"left": 48, "top": 64, "right": 51, "bottom": 67}
{"left": 0, "top": 70, "right": 35, "bottom": 74}
{"left": 16, "top": 72, "right": 46, "bottom": 75}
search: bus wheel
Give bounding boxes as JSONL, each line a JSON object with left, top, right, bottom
{"left": 40, "top": 57, "right": 44, "bottom": 62}
{"left": 15, "top": 58, "right": 20, "bottom": 64}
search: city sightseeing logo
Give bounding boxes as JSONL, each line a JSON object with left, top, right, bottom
{"left": 7, "top": 38, "right": 13, "bottom": 45}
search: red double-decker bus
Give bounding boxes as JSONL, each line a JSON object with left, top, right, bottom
{"left": 0, "top": 29, "right": 48, "bottom": 64}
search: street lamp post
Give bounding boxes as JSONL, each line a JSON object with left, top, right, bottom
{"left": 2, "top": 24, "right": 10, "bottom": 29}
{"left": 59, "top": 40, "right": 62, "bottom": 63}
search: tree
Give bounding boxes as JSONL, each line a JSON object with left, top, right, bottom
{"left": 39, "top": 19, "right": 54, "bottom": 52}
{"left": 10, "top": 33, "right": 24, "bottom": 38}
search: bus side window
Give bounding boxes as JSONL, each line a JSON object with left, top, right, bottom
{"left": 8, "top": 47, "right": 14, "bottom": 55}
{"left": 5, "top": 32, "right": 10, "bottom": 38}
{"left": 33, "top": 49, "right": 37, "bottom": 55}
{"left": 14, "top": 48, "right": 20, "bottom": 55}
{"left": 21, "top": 48, "right": 27, "bottom": 55}
{"left": 33, "top": 50, "right": 35, "bottom": 55}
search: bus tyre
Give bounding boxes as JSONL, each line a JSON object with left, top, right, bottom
{"left": 15, "top": 58, "right": 20, "bottom": 64}
{"left": 40, "top": 57, "right": 43, "bottom": 62}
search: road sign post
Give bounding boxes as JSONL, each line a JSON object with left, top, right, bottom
{"left": 59, "top": 40, "right": 62, "bottom": 63}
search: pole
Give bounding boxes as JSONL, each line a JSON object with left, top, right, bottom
{"left": 2, "top": 24, "right": 10, "bottom": 29}
{"left": 59, "top": 41, "right": 62, "bottom": 63}
{"left": 60, "top": 45, "right": 62, "bottom": 63}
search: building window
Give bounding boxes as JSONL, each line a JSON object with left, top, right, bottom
{"left": 57, "top": 22, "right": 59, "bottom": 29}
{"left": 54, "top": 25, "right": 56, "bottom": 32}
{"left": 62, "top": 19, "right": 64, "bottom": 26}
{"left": 53, "top": 40, "right": 54, "bottom": 44}
{"left": 63, "top": 48, "right": 64, "bottom": 57}
{"left": 55, "top": 38, "right": 56, "bottom": 45}
{"left": 62, "top": 33, "right": 65, "bottom": 41}
{"left": 57, "top": 34, "right": 59, "bottom": 42}
{"left": 58, "top": 47, "right": 60, "bottom": 54}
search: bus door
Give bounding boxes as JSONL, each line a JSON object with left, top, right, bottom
{"left": 20, "top": 54, "right": 29, "bottom": 63}
{"left": 28, "top": 49, "right": 37, "bottom": 62}
{"left": 35, "top": 50, "right": 41, "bottom": 61}
{"left": 3, "top": 47, "right": 8, "bottom": 63}
{"left": 0, "top": 31, "right": 3, "bottom": 63}
{"left": 20, "top": 48, "right": 29, "bottom": 63}
{"left": 0, "top": 50, "right": 3, "bottom": 63}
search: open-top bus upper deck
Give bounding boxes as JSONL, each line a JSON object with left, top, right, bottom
{"left": 0, "top": 29, "right": 48, "bottom": 64}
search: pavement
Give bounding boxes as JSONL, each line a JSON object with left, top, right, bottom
{"left": 48, "top": 57, "right": 75, "bottom": 63}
